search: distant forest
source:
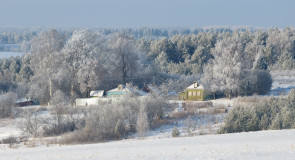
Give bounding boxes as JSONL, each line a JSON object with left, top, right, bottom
{"left": 0, "top": 26, "right": 294, "bottom": 103}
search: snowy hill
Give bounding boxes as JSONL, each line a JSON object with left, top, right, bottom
{"left": 1, "top": 129, "right": 295, "bottom": 160}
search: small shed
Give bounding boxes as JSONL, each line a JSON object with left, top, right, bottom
{"left": 179, "top": 81, "right": 204, "bottom": 101}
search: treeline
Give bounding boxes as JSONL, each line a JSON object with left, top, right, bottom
{"left": 1, "top": 27, "right": 295, "bottom": 103}
{"left": 0, "top": 31, "right": 37, "bottom": 44}
{"left": 0, "top": 26, "right": 248, "bottom": 45}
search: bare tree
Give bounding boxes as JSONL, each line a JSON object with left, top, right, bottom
{"left": 110, "top": 33, "right": 139, "bottom": 84}
{"left": 18, "top": 109, "right": 43, "bottom": 137}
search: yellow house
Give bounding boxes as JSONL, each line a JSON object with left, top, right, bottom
{"left": 179, "top": 82, "right": 204, "bottom": 101}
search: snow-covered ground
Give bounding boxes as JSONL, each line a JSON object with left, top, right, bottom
{"left": 210, "top": 98, "right": 234, "bottom": 107}
{"left": 0, "top": 118, "right": 22, "bottom": 140}
{"left": 1, "top": 129, "right": 295, "bottom": 160}
{"left": 269, "top": 70, "right": 295, "bottom": 95}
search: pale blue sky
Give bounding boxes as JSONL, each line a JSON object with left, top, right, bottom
{"left": 0, "top": 0, "right": 294, "bottom": 27}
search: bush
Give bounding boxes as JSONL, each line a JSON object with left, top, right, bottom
{"left": 18, "top": 109, "right": 44, "bottom": 137}
{"left": 61, "top": 94, "right": 167, "bottom": 144}
{"left": 1, "top": 136, "right": 19, "bottom": 148}
{"left": 1, "top": 136, "right": 18, "bottom": 144}
{"left": 40, "top": 90, "right": 83, "bottom": 136}
{"left": 237, "top": 70, "right": 272, "bottom": 96}
{"left": 142, "top": 94, "right": 166, "bottom": 125}
{"left": 172, "top": 127, "right": 180, "bottom": 137}
{"left": 219, "top": 89, "right": 295, "bottom": 133}
{"left": 18, "top": 105, "right": 86, "bottom": 137}
{"left": 61, "top": 101, "right": 139, "bottom": 144}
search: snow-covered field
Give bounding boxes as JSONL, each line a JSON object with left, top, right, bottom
{"left": 269, "top": 70, "right": 295, "bottom": 95}
{"left": 1, "top": 129, "right": 295, "bottom": 160}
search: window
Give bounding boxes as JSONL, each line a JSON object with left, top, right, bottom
{"left": 188, "top": 91, "right": 192, "bottom": 96}
{"left": 193, "top": 91, "right": 196, "bottom": 96}
{"left": 197, "top": 91, "right": 201, "bottom": 96}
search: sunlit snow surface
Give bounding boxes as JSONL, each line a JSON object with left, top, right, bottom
{"left": 1, "top": 129, "right": 295, "bottom": 160}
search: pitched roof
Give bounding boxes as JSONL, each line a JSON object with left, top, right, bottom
{"left": 107, "top": 85, "right": 130, "bottom": 93}
{"left": 107, "top": 84, "right": 147, "bottom": 96}
{"left": 90, "top": 90, "right": 105, "bottom": 97}
{"left": 186, "top": 83, "right": 204, "bottom": 90}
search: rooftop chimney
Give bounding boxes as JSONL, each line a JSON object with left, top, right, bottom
{"left": 194, "top": 81, "right": 198, "bottom": 88}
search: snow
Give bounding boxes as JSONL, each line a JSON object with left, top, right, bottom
{"left": 210, "top": 98, "right": 234, "bottom": 107}
{"left": 0, "top": 119, "right": 22, "bottom": 140}
{"left": 1, "top": 129, "right": 295, "bottom": 160}
{"left": 268, "top": 70, "right": 295, "bottom": 96}
{"left": 186, "top": 83, "right": 204, "bottom": 89}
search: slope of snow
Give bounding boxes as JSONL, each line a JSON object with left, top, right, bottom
{"left": 1, "top": 129, "right": 295, "bottom": 160}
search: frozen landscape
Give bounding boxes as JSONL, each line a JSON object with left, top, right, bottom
{"left": 1, "top": 129, "right": 295, "bottom": 160}
{"left": 0, "top": 70, "right": 294, "bottom": 159}
{"left": 0, "top": 1, "right": 294, "bottom": 158}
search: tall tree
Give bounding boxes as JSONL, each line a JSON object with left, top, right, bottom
{"left": 62, "top": 30, "right": 106, "bottom": 98}
{"left": 29, "top": 29, "right": 66, "bottom": 104}
{"left": 206, "top": 37, "right": 243, "bottom": 99}
{"left": 110, "top": 33, "right": 139, "bottom": 84}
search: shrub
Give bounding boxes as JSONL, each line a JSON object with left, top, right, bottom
{"left": 61, "top": 102, "right": 137, "bottom": 144}
{"left": 1, "top": 136, "right": 18, "bottom": 144}
{"left": 1, "top": 136, "right": 19, "bottom": 148}
{"left": 41, "top": 90, "right": 83, "bottom": 136}
{"left": 142, "top": 94, "right": 166, "bottom": 125}
{"left": 61, "top": 94, "right": 168, "bottom": 144}
{"left": 18, "top": 109, "right": 44, "bottom": 137}
{"left": 237, "top": 70, "right": 272, "bottom": 96}
{"left": 172, "top": 127, "right": 180, "bottom": 137}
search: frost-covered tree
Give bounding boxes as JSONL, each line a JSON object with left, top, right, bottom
{"left": 210, "top": 38, "right": 243, "bottom": 98}
{"left": 29, "top": 29, "right": 66, "bottom": 104}
{"left": 154, "top": 51, "right": 169, "bottom": 73}
{"left": 109, "top": 33, "right": 139, "bottom": 84}
{"left": 253, "top": 51, "right": 268, "bottom": 70}
{"left": 17, "top": 55, "right": 33, "bottom": 83}
{"left": 201, "top": 62, "right": 219, "bottom": 99}
{"left": 62, "top": 30, "right": 106, "bottom": 98}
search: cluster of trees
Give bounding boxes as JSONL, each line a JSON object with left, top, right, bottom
{"left": 0, "top": 29, "right": 148, "bottom": 104}
{"left": 1, "top": 27, "right": 295, "bottom": 104}
{"left": 219, "top": 90, "right": 295, "bottom": 133}
{"left": 0, "top": 55, "right": 32, "bottom": 93}
{"left": 27, "top": 29, "right": 145, "bottom": 104}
